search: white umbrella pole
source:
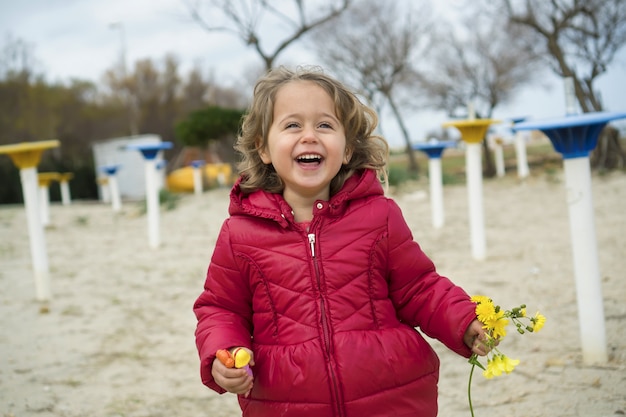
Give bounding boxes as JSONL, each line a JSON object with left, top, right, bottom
{"left": 515, "top": 132, "right": 530, "bottom": 179}
{"left": 428, "top": 158, "right": 444, "bottom": 228}
{"left": 145, "top": 159, "right": 160, "bottom": 249}
{"left": 100, "top": 179, "right": 110, "bottom": 203}
{"left": 466, "top": 143, "right": 486, "bottom": 260}
{"left": 495, "top": 144, "right": 505, "bottom": 177}
{"left": 38, "top": 185, "right": 50, "bottom": 226}
{"left": 193, "top": 166, "right": 202, "bottom": 196}
{"left": 563, "top": 157, "right": 607, "bottom": 364}
{"left": 109, "top": 175, "right": 122, "bottom": 212}
{"left": 60, "top": 181, "right": 71, "bottom": 205}
{"left": 21, "top": 167, "right": 51, "bottom": 301}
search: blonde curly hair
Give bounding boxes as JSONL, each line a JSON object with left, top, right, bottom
{"left": 235, "top": 66, "right": 389, "bottom": 196}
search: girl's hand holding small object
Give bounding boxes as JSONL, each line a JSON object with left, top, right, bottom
{"left": 213, "top": 347, "right": 255, "bottom": 397}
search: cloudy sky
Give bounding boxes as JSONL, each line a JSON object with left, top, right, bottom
{"left": 1, "top": 0, "right": 625, "bottom": 146}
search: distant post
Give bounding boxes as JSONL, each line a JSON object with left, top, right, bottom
{"left": 412, "top": 140, "right": 456, "bottom": 228}
{"left": 510, "top": 117, "right": 530, "bottom": 179}
{"left": 37, "top": 172, "right": 60, "bottom": 226}
{"left": 101, "top": 164, "right": 123, "bottom": 212}
{"left": 58, "top": 172, "right": 74, "bottom": 205}
{"left": 443, "top": 112, "right": 499, "bottom": 260}
{"left": 126, "top": 142, "right": 173, "bottom": 249}
{"left": 191, "top": 160, "right": 206, "bottom": 196}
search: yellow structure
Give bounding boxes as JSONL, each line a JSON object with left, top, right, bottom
{"left": 0, "top": 140, "right": 60, "bottom": 169}
{"left": 441, "top": 119, "right": 497, "bottom": 144}
{"left": 37, "top": 172, "right": 61, "bottom": 187}
{"left": 58, "top": 172, "right": 74, "bottom": 182}
{"left": 167, "top": 163, "right": 233, "bottom": 193}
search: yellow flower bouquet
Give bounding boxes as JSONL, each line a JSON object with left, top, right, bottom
{"left": 467, "top": 295, "right": 546, "bottom": 416}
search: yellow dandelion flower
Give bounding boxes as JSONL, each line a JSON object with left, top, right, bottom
{"left": 490, "top": 318, "right": 509, "bottom": 339}
{"left": 482, "top": 309, "right": 508, "bottom": 339}
{"left": 501, "top": 355, "right": 520, "bottom": 374}
{"left": 471, "top": 295, "right": 492, "bottom": 305}
{"left": 475, "top": 301, "right": 497, "bottom": 324}
{"left": 482, "top": 359, "right": 496, "bottom": 379}
{"left": 483, "top": 356, "right": 504, "bottom": 378}
{"left": 532, "top": 312, "right": 546, "bottom": 332}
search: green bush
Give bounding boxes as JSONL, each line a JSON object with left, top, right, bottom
{"left": 175, "top": 106, "right": 245, "bottom": 148}
{"left": 388, "top": 165, "right": 419, "bottom": 187}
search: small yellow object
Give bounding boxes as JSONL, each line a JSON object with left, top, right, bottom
{"left": 166, "top": 163, "right": 233, "bottom": 193}
{"left": 233, "top": 347, "right": 251, "bottom": 368}
{"left": 205, "top": 163, "right": 232, "bottom": 186}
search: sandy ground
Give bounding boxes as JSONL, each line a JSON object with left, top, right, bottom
{"left": 1, "top": 167, "right": 625, "bottom": 417}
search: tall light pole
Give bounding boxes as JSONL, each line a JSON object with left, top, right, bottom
{"left": 109, "top": 22, "right": 126, "bottom": 75}
{"left": 109, "top": 21, "right": 138, "bottom": 136}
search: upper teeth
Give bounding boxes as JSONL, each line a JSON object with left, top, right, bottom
{"left": 298, "top": 154, "right": 320, "bottom": 160}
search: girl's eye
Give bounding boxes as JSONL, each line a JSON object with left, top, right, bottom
{"left": 319, "top": 122, "right": 333, "bottom": 129}
{"left": 285, "top": 122, "right": 300, "bottom": 129}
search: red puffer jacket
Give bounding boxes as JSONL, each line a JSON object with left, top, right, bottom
{"left": 194, "top": 169, "right": 477, "bottom": 417}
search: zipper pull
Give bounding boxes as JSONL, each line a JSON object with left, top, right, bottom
{"left": 308, "top": 233, "right": 316, "bottom": 258}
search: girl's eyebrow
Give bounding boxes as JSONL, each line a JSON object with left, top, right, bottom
{"left": 276, "top": 113, "right": 299, "bottom": 124}
{"left": 319, "top": 112, "right": 340, "bottom": 123}
{"left": 276, "top": 111, "right": 340, "bottom": 125}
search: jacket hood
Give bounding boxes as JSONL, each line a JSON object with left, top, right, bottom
{"left": 228, "top": 169, "right": 384, "bottom": 227}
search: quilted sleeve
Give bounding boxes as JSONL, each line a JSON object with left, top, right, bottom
{"left": 193, "top": 219, "right": 254, "bottom": 393}
{"left": 386, "top": 199, "right": 476, "bottom": 357}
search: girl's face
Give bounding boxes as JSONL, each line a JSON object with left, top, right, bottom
{"left": 260, "top": 80, "right": 349, "bottom": 202}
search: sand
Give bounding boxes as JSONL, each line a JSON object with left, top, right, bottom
{"left": 1, "top": 167, "right": 625, "bottom": 417}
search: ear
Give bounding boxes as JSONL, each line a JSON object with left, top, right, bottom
{"left": 343, "top": 147, "right": 352, "bottom": 164}
{"left": 259, "top": 150, "right": 271, "bottom": 164}
{"left": 257, "top": 137, "right": 271, "bottom": 164}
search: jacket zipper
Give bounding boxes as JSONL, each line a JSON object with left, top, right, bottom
{"left": 308, "top": 233, "right": 344, "bottom": 417}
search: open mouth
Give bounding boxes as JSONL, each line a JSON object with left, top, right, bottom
{"left": 296, "top": 154, "right": 323, "bottom": 165}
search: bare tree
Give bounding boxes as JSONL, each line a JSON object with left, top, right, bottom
{"left": 500, "top": 0, "right": 626, "bottom": 169}
{"left": 182, "top": 65, "right": 248, "bottom": 112}
{"left": 103, "top": 55, "right": 183, "bottom": 142}
{"left": 186, "top": 0, "right": 353, "bottom": 71}
{"left": 421, "top": 10, "right": 543, "bottom": 176}
{"left": 311, "top": 0, "right": 432, "bottom": 173}
{"left": 0, "top": 34, "right": 39, "bottom": 81}
{"left": 182, "top": 65, "right": 212, "bottom": 113}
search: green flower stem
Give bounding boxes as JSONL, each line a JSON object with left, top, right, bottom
{"left": 468, "top": 361, "right": 476, "bottom": 417}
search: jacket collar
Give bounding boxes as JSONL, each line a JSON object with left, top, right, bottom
{"left": 228, "top": 169, "right": 384, "bottom": 228}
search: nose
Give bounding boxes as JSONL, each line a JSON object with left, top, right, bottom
{"left": 300, "top": 125, "right": 318, "bottom": 143}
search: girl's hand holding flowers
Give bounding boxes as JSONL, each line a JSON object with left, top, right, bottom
{"left": 464, "top": 319, "right": 495, "bottom": 356}
{"left": 466, "top": 295, "right": 546, "bottom": 416}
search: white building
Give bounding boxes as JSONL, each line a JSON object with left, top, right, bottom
{"left": 92, "top": 134, "right": 165, "bottom": 201}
